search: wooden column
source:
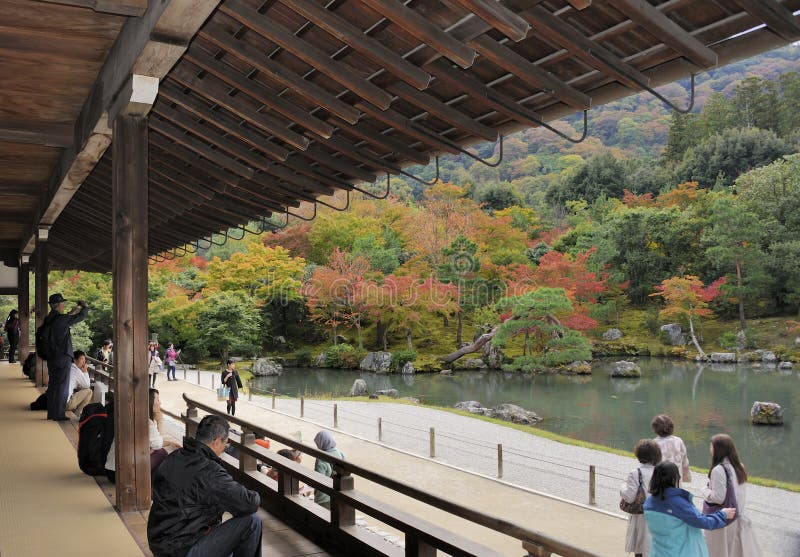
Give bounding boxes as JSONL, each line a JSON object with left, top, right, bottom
{"left": 17, "top": 258, "right": 30, "bottom": 363}
{"left": 34, "top": 239, "right": 48, "bottom": 387}
{"left": 112, "top": 108, "right": 152, "bottom": 512}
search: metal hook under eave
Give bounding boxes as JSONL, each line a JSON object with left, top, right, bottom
{"left": 316, "top": 189, "right": 350, "bottom": 211}
{"left": 398, "top": 155, "right": 440, "bottom": 186}
{"left": 645, "top": 73, "right": 695, "bottom": 114}
{"left": 228, "top": 226, "right": 246, "bottom": 241}
{"left": 260, "top": 212, "right": 288, "bottom": 232}
{"left": 287, "top": 202, "right": 317, "bottom": 222}
{"left": 193, "top": 238, "right": 212, "bottom": 251}
{"left": 351, "top": 174, "right": 392, "bottom": 200}
{"left": 207, "top": 233, "right": 228, "bottom": 247}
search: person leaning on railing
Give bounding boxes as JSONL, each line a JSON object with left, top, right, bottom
{"left": 313, "top": 430, "right": 345, "bottom": 510}
{"left": 148, "top": 414, "right": 262, "bottom": 557}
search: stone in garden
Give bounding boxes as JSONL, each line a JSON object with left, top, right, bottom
{"left": 400, "top": 361, "right": 414, "bottom": 375}
{"left": 403, "top": 397, "right": 420, "bottom": 404}
{"left": 251, "top": 357, "right": 283, "bottom": 376}
{"left": 736, "top": 330, "right": 748, "bottom": 351}
{"left": 440, "top": 369, "right": 454, "bottom": 376}
{"left": 610, "top": 360, "right": 641, "bottom": 378}
{"left": 462, "top": 357, "right": 487, "bottom": 369}
{"left": 313, "top": 353, "right": 327, "bottom": 367}
{"left": 779, "top": 361, "right": 793, "bottom": 369}
{"left": 483, "top": 344, "right": 505, "bottom": 369}
{"left": 368, "top": 394, "right": 379, "bottom": 400}
{"left": 359, "top": 351, "right": 392, "bottom": 373}
{"left": 454, "top": 401, "right": 484, "bottom": 413}
{"left": 375, "top": 388, "right": 399, "bottom": 399}
{"left": 761, "top": 351, "right": 777, "bottom": 363}
{"left": 750, "top": 401, "right": 784, "bottom": 425}
{"left": 493, "top": 403, "right": 542, "bottom": 425}
{"left": 334, "top": 334, "right": 349, "bottom": 344}
{"left": 602, "top": 328, "right": 623, "bottom": 341}
{"left": 795, "top": 337, "right": 800, "bottom": 346}
{"left": 272, "top": 335, "right": 287, "bottom": 348}
{"left": 349, "top": 379, "right": 368, "bottom": 397}
{"left": 564, "top": 361, "right": 592, "bottom": 375}
{"left": 710, "top": 352, "right": 736, "bottom": 363}
{"left": 660, "top": 324, "right": 685, "bottom": 346}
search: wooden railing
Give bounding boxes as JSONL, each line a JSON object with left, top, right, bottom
{"left": 172, "top": 393, "right": 601, "bottom": 557}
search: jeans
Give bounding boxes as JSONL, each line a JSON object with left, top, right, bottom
{"left": 185, "top": 513, "right": 262, "bottom": 557}
{"left": 167, "top": 364, "right": 176, "bottom": 380}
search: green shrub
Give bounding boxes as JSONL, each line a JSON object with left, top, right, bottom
{"left": 391, "top": 349, "right": 418, "bottom": 371}
{"left": 295, "top": 347, "right": 313, "bottom": 367}
{"left": 644, "top": 309, "right": 661, "bottom": 336}
{"left": 324, "top": 344, "right": 366, "bottom": 369}
{"left": 718, "top": 331, "right": 738, "bottom": 351}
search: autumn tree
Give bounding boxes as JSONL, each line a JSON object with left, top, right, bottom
{"left": 650, "top": 276, "right": 725, "bottom": 357}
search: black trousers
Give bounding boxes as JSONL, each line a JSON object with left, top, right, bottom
{"left": 46, "top": 357, "right": 71, "bottom": 420}
{"left": 7, "top": 337, "right": 18, "bottom": 363}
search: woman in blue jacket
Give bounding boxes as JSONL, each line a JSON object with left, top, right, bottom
{"left": 644, "top": 462, "right": 735, "bottom": 557}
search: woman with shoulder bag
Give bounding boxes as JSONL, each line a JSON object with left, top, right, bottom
{"left": 621, "top": 439, "right": 661, "bottom": 557}
{"left": 702, "top": 434, "right": 761, "bottom": 557}
{"left": 221, "top": 359, "right": 243, "bottom": 416}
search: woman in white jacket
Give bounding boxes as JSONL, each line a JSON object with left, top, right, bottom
{"left": 702, "top": 434, "right": 761, "bottom": 557}
{"left": 620, "top": 439, "right": 662, "bottom": 557}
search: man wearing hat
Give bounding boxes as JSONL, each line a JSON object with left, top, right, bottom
{"left": 44, "top": 293, "right": 89, "bottom": 421}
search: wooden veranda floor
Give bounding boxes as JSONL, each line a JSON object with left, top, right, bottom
{"left": 0, "top": 361, "right": 332, "bottom": 557}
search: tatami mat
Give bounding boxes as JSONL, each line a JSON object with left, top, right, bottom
{"left": 0, "top": 362, "right": 143, "bottom": 557}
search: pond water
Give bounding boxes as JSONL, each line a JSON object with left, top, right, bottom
{"left": 251, "top": 358, "right": 799, "bottom": 484}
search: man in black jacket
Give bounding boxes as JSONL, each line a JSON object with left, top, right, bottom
{"left": 148, "top": 415, "right": 262, "bottom": 557}
{"left": 44, "top": 293, "right": 88, "bottom": 420}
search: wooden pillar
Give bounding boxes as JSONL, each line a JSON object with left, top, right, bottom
{"left": 112, "top": 110, "right": 151, "bottom": 512}
{"left": 18, "top": 257, "right": 31, "bottom": 363}
{"left": 34, "top": 238, "right": 48, "bottom": 387}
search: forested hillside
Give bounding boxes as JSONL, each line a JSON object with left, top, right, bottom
{"left": 6, "top": 45, "right": 799, "bottom": 369}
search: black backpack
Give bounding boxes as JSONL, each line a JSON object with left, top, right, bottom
{"left": 22, "top": 352, "right": 36, "bottom": 380}
{"left": 30, "top": 392, "right": 47, "bottom": 411}
{"left": 35, "top": 318, "right": 58, "bottom": 361}
{"left": 78, "top": 401, "right": 115, "bottom": 476}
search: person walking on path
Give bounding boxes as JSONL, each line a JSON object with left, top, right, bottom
{"left": 165, "top": 343, "right": 180, "bottom": 381}
{"left": 65, "top": 350, "right": 92, "bottom": 418}
{"left": 148, "top": 414, "right": 262, "bottom": 557}
{"left": 148, "top": 341, "right": 162, "bottom": 388}
{"left": 44, "top": 294, "right": 88, "bottom": 421}
{"left": 620, "top": 439, "right": 662, "bottom": 557}
{"left": 4, "top": 309, "right": 20, "bottom": 363}
{"left": 644, "top": 462, "right": 735, "bottom": 557}
{"left": 221, "top": 359, "right": 243, "bottom": 416}
{"left": 651, "top": 414, "right": 692, "bottom": 483}
{"left": 702, "top": 434, "right": 761, "bottom": 557}
{"left": 313, "top": 430, "right": 345, "bottom": 510}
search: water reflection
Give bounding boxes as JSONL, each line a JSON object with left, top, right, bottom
{"left": 252, "top": 358, "right": 798, "bottom": 483}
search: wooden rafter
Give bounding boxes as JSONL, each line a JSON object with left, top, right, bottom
{"left": 732, "top": 0, "right": 800, "bottom": 41}
{"left": 446, "top": 0, "right": 530, "bottom": 42}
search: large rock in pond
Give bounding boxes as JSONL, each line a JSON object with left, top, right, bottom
{"left": 400, "top": 361, "right": 414, "bottom": 375}
{"left": 761, "top": 351, "right": 777, "bottom": 363}
{"left": 710, "top": 352, "right": 736, "bottom": 363}
{"left": 313, "top": 353, "right": 328, "bottom": 368}
{"left": 660, "top": 324, "right": 685, "bottom": 346}
{"left": 564, "top": 361, "right": 592, "bottom": 375}
{"left": 483, "top": 344, "right": 505, "bottom": 369}
{"left": 779, "top": 361, "right": 793, "bottom": 369}
{"left": 493, "top": 403, "right": 542, "bottom": 425}
{"left": 457, "top": 357, "right": 487, "bottom": 370}
{"left": 360, "top": 351, "right": 392, "bottom": 373}
{"left": 602, "top": 328, "right": 623, "bottom": 341}
{"left": 610, "top": 361, "right": 641, "bottom": 378}
{"left": 349, "top": 379, "right": 368, "bottom": 397}
{"left": 251, "top": 358, "right": 283, "bottom": 376}
{"left": 454, "top": 401, "right": 484, "bottom": 413}
{"left": 750, "top": 401, "right": 784, "bottom": 425}
{"left": 375, "top": 388, "right": 399, "bottom": 399}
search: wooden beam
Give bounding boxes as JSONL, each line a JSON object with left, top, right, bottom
{"left": 112, "top": 113, "right": 151, "bottom": 513}
{"left": 17, "top": 262, "right": 30, "bottom": 363}
{"left": 732, "top": 0, "right": 800, "bottom": 41}
{"left": 0, "top": 122, "right": 73, "bottom": 148}
{"left": 521, "top": 5, "right": 651, "bottom": 90}
{"left": 354, "top": 102, "right": 461, "bottom": 155}
{"left": 566, "top": 0, "right": 591, "bottom": 9}
{"left": 220, "top": 0, "right": 394, "bottom": 110}
{"left": 33, "top": 0, "right": 147, "bottom": 17}
{"left": 179, "top": 52, "right": 334, "bottom": 138}
{"left": 159, "top": 81, "right": 310, "bottom": 152}
{"left": 198, "top": 26, "right": 361, "bottom": 125}
{"left": 446, "top": 0, "right": 530, "bottom": 42}
{"left": 149, "top": 117, "right": 256, "bottom": 179}
{"left": 24, "top": 0, "right": 225, "bottom": 253}
{"left": 387, "top": 81, "right": 499, "bottom": 142}
{"left": 34, "top": 240, "right": 48, "bottom": 388}
{"left": 466, "top": 35, "right": 592, "bottom": 109}
{"left": 278, "top": 0, "right": 432, "bottom": 90}
{"left": 358, "top": 0, "right": 477, "bottom": 68}
{"left": 150, "top": 135, "right": 242, "bottom": 187}
{"left": 424, "top": 59, "right": 546, "bottom": 130}
{"left": 607, "top": 0, "right": 717, "bottom": 68}
{"left": 328, "top": 117, "right": 429, "bottom": 166}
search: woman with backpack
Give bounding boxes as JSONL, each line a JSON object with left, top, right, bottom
{"left": 620, "top": 439, "right": 662, "bottom": 557}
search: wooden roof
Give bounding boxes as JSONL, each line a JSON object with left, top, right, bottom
{"left": 2, "top": 0, "right": 799, "bottom": 271}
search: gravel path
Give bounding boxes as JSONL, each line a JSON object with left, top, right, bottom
{"left": 180, "top": 371, "right": 800, "bottom": 556}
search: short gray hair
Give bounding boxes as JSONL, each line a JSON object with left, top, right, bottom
{"left": 196, "top": 415, "right": 230, "bottom": 445}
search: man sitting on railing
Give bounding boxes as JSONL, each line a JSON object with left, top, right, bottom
{"left": 148, "top": 414, "right": 262, "bottom": 557}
